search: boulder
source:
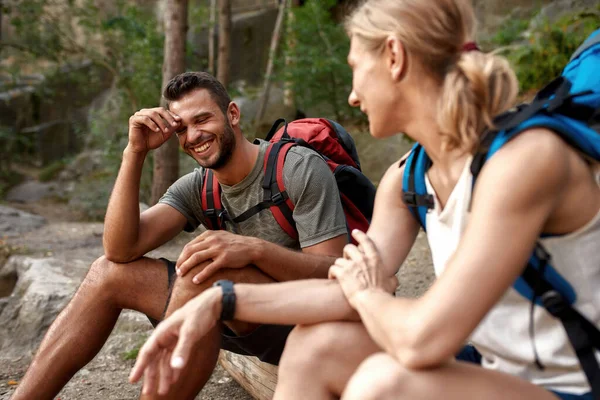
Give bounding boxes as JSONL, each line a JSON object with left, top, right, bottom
{"left": 0, "top": 205, "right": 47, "bottom": 237}
{"left": 233, "top": 86, "right": 296, "bottom": 133}
{"left": 0, "top": 256, "right": 77, "bottom": 356}
{"left": 58, "top": 150, "right": 106, "bottom": 182}
{"left": 4, "top": 181, "right": 61, "bottom": 203}
{"left": 530, "top": 0, "right": 600, "bottom": 30}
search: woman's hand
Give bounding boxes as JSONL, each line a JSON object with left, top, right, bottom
{"left": 128, "top": 288, "right": 221, "bottom": 395}
{"left": 329, "top": 230, "right": 398, "bottom": 307}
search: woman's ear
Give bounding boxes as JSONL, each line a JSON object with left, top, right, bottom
{"left": 386, "top": 36, "right": 407, "bottom": 82}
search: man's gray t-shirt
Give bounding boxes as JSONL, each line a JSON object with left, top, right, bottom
{"left": 159, "top": 140, "right": 347, "bottom": 249}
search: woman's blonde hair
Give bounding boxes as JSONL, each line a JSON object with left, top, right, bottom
{"left": 345, "top": 0, "right": 519, "bottom": 153}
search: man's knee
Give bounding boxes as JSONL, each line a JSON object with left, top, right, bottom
{"left": 170, "top": 263, "right": 272, "bottom": 307}
{"left": 83, "top": 255, "right": 127, "bottom": 294}
{"left": 343, "top": 353, "right": 404, "bottom": 400}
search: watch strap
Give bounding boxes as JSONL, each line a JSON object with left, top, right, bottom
{"left": 213, "top": 279, "right": 236, "bottom": 321}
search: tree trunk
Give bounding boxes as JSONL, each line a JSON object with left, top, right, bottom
{"left": 283, "top": 0, "right": 301, "bottom": 109}
{"left": 254, "top": 0, "right": 287, "bottom": 129}
{"left": 217, "top": 0, "right": 232, "bottom": 87}
{"left": 151, "top": 0, "right": 188, "bottom": 205}
{"left": 208, "top": 0, "right": 217, "bottom": 75}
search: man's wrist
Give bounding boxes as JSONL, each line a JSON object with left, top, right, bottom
{"left": 249, "top": 236, "right": 267, "bottom": 265}
{"left": 123, "top": 145, "right": 148, "bottom": 160}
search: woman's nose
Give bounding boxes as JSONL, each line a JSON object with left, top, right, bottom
{"left": 348, "top": 90, "right": 359, "bottom": 107}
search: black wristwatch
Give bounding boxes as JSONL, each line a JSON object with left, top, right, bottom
{"left": 212, "top": 280, "right": 236, "bottom": 321}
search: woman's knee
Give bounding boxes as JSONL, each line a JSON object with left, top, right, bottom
{"left": 343, "top": 353, "right": 405, "bottom": 400}
{"left": 281, "top": 323, "right": 347, "bottom": 367}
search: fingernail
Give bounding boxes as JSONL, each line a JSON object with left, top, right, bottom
{"left": 171, "top": 357, "right": 184, "bottom": 369}
{"left": 172, "top": 121, "right": 178, "bottom": 125}
{"left": 164, "top": 128, "right": 169, "bottom": 132}
{"left": 176, "top": 268, "right": 180, "bottom": 276}
{"left": 193, "top": 278, "right": 199, "bottom": 284}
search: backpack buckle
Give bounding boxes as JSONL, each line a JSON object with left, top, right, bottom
{"left": 205, "top": 208, "right": 217, "bottom": 218}
{"left": 271, "top": 192, "right": 285, "bottom": 205}
{"left": 402, "top": 191, "right": 434, "bottom": 209}
{"left": 541, "top": 290, "right": 568, "bottom": 318}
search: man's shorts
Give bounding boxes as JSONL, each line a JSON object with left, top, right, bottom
{"left": 148, "top": 258, "right": 293, "bottom": 366}
{"left": 456, "top": 345, "right": 593, "bottom": 400}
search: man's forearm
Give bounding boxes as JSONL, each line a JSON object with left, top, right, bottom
{"left": 103, "top": 147, "right": 146, "bottom": 260}
{"left": 232, "top": 279, "right": 359, "bottom": 325}
{"left": 251, "top": 238, "right": 338, "bottom": 281}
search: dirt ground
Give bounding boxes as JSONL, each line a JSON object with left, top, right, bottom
{"left": 0, "top": 199, "right": 434, "bottom": 400}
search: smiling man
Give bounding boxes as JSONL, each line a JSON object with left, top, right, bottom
{"left": 12, "top": 72, "right": 348, "bottom": 400}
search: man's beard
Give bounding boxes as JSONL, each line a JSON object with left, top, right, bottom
{"left": 204, "top": 122, "right": 236, "bottom": 170}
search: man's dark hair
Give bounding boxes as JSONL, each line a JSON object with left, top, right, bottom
{"left": 163, "top": 72, "right": 231, "bottom": 115}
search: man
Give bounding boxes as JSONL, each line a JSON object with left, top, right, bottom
{"left": 12, "top": 71, "right": 348, "bottom": 400}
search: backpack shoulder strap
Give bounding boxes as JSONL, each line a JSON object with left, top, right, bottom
{"left": 471, "top": 125, "right": 600, "bottom": 395}
{"left": 519, "top": 244, "right": 600, "bottom": 396}
{"left": 201, "top": 169, "right": 224, "bottom": 230}
{"left": 570, "top": 30, "right": 600, "bottom": 62}
{"left": 263, "top": 142, "right": 298, "bottom": 239}
{"left": 232, "top": 142, "right": 299, "bottom": 240}
{"left": 401, "top": 143, "right": 433, "bottom": 231}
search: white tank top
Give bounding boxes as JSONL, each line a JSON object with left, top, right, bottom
{"left": 424, "top": 156, "right": 600, "bottom": 394}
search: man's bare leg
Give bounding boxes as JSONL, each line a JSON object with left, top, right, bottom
{"left": 342, "top": 353, "right": 559, "bottom": 400}
{"left": 12, "top": 256, "right": 171, "bottom": 400}
{"left": 139, "top": 264, "right": 276, "bottom": 400}
{"left": 274, "top": 322, "right": 381, "bottom": 400}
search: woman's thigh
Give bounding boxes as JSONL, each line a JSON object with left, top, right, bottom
{"left": 343, "top": 353, "right": 560, "bottom": 400}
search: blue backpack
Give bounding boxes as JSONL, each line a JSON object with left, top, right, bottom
{"left": 402, "top": 30, "right": 600, "bottom": 394}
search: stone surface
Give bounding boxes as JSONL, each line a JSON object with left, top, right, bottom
{"left": 531, "top": 0, "right": 600, "bottom": 29}
{"left": 57, "top": 150, "right": 106, "bottom": 182}
{"left": 0, "top": 256, "right": 76, "bottom": 357}
{"left": 4, "top": 180, "right": 60, "bottom": 203}
{"left": 0, "top": 205, "right": 47, "bottom": 237}
{"left": 234, "top": 86, "right": 296, "bottom": 130}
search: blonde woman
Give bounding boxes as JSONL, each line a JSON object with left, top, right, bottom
{"left": 129, "top": 0, "right": 600, "bottom": 399}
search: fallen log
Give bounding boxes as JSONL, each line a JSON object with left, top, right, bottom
{"left": 219, "top": 350, "right": 278, "bottom": 400}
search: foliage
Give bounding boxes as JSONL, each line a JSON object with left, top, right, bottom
{"left": 489, "top": 17, "right": 530, "bottom": 46}
{"left": 2, "top": 0, "right": 165, "bottom": 205}
{"left": 38, "top": 159, "right": 68, "bottom": 182}
{"left": 0, "top": 126, "right": 29, "bottom": 197}
{"left": 275, "top": 0, "right": 362, "bottom": 122}
{"left": 4, "top": 0, "right": 164, "bottom": 112}
{"left": 495, "top": 10, "right": 600, "bottom": 94}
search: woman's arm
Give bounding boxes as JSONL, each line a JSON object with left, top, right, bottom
{"left": 129, "top": 158, "right": 421, "bottom": 391}
{"left": 344, "top": 129, "right": 572, "bottom": 369}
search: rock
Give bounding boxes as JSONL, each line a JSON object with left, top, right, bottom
{"left": 0, "top": 260, "right": 17, "bottom": 298}
{"left": 233, "top": 86, "right": 296, "bottom": 132}
{"left": 21, "top": 120, "right": 76, "bottom": 166}
{"left": 139, "top": 202, "right": 150, "bottom": 213}
{"left": 530, "top": 0, "right": 600, "bottom": 30}
{"left": 0, "top": 205, "right": 47, "bottom": 237}
{"left": 0, "top": 256, "right": 77, "bottom": 357}
{"left": 58, "top": 150, "right": 105, "bottom": 182}
{"left": 4, "top": 181, "right": 60, "bottom": 204}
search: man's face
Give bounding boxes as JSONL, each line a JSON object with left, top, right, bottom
{"left": 170, "top": 89, "right": 236, "bottom": 170}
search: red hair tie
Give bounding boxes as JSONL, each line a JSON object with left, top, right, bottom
{"left": 462, "top": 42, "right": 479, "bottom": 52}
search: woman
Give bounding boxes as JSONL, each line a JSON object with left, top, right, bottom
{"left": 130, "top": 0, "right": 600, "bottom": 398}
{"left": 319, "top": 0, "right": 599, "bottom": 399}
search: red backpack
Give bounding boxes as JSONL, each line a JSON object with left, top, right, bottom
{"left": 200, "top": 118, "right": 376, "bottom": 243}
